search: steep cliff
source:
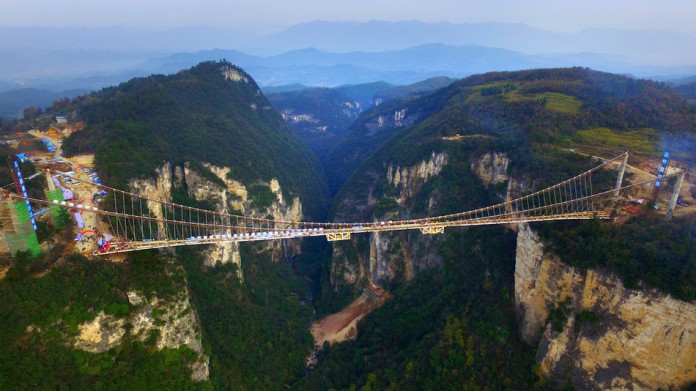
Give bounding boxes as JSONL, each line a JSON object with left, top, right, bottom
{"left": 386, "top": 151, "right": 448, "bottom": 203}
{"left": 63, "top": 60, "right": 329, "bottom": 220}
{"left": 128, "top": 161, "right": 304, "bottom": 279}
{"left": 515, "top": 222, "right": 696, "bottom": 390}
{"left": 72, "top": 282, "right": 209, "bottom": 381}
{"left": 331, "top": 151, "right": 448, "bottom": 291}
{"left": 470, "top": 151, "right": 509, "bottom": 187}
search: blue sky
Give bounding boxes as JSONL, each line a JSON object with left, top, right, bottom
{"left": 2, "top": 0, "right": 695, "bottom": 35}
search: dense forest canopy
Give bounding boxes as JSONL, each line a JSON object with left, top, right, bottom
{"left": 61, "top": 61, "right": 329, "bottom": 218}
{"left": 1, "top": 66, "right": 695, "bottom": 390}
{"left": 310, "top": 68, "right": 696, "bottom": 389}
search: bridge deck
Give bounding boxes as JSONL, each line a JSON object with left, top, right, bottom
{"left": 97, "top": 211, "right": 609, "bottom": 255}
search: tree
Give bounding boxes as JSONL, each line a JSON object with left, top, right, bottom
{"left": 22, "top": 106, "right": 42, "bottom": 120}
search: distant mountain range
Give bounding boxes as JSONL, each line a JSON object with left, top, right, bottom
{"left": 3, "top": 21, "right": 695, "bottom": 64}
{"left": 0, "top": 20, "right": 695, "bottom": 117}
{"left": 4, "top": 43, "right": 696, "bottom": 94}
{"left": 252, "top": 21, "right": 696, "bottom": 64}
{"left": 265, "top": 77, "right": 455, "bottom": 158}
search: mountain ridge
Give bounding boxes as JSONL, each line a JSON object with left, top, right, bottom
{"left": 2, "top": 20, "right": 696, "bottom": 94}
{"left": 61, "top": 60, "right": 330, "bottom": 218}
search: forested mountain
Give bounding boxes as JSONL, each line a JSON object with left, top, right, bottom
{"left": 2, "top": 65, "right": 695, "bottom": 389}
{"left": 267, "top": 77, "right": 456, "bottom": 159}
{"left": 327, "top": 67, "right": 695, "bottom": 298}
{"left": 266, "top": 87, "right": 361, "bottom": 156}
{"left": 2, "top": 61, "right": 330, "bottom": 389}
{"left": 301, "top": 68, "right": 696, "bottom": 389}
{"left": 62, "top": 61, "right": 329, "bottom": 218}
{"left": 672, "top": 81, "right": 696, "bottom": 105}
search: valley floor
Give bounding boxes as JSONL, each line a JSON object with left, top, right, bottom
{"left": 311, "top": 286, "right": 390, "bottom": 347}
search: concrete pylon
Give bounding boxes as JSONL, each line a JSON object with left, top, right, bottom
{"left": 665, "top": 170, "right": 685, "bottom": 220}
{"left": 613, "top": 152, "right": 629, "bottom": 197}
{"left": 46, "top": 170, "right": 56, "bottom": 191}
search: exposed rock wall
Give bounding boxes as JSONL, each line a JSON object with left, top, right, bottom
{"left": 221, "top": 64, "right": 249, "bottom": 83}
{"left": 471, "top": 152, "right": 509, "bottom": 187}
{"left": 330, "top": 243, "right": 364, "bottom": 288}
{"left": 367, "top": 108, "right": 419, "bottom": 135}
{"left": 70, "top": 266, "right": 210, "bottom": 382}
{"left": 130, "top": 163, "right": 176, "bottom": 238}
{"left": 185, "top": 164, "right": 303, "bottom": 269}
{"left": 387, "top": 152, "right": 448, "bottom": 204}
{"left": 128, "top": 162, "right": 304, "bottom": 280}
{"left": 332, "top": 152, "right": 448, "bottom": 290}
{"left": 515, "top": 222, "right": 696, "bottom": 390}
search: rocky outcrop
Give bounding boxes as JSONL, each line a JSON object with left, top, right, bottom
{"left": 74, "top": 312, "right": 126, "bottom": 352}
{"left": 332, "top": 152, "right": 447, "bottom": 290}
{"left": 185, "top": 163, "right": 303, "bottom": 270}
{"left": 331, "top": 229, "right": 440, "bottom": 292}
{"left": 471, "top": 152, "right": 509, "bottom": 187}
{"left": 387, "top": 152, "right": 448, "bottom": 204}
{"left": 367, "top": 108, "right": 419, "bottom": 135}
{"left": 221, "top": 64, "right": 249, "bottom": 83}
{"left": 130, "top": 163, "right": 176, "bottom": 238}
{"left": 128, "top": 162, "right": 304, "bottom": 279}
{"left": 515, "top": 223, "right": 696, "bottom": 390}
{"left": 69, "top": 266, "right": 209, "bottom": 382}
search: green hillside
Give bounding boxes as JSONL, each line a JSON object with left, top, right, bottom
{"left": 302, "top": 68, "right": 696, "bottom": 389}
{"left": 63, "top": 61, "right": 329, "bottom": 218}
{"left": 267, "top": 78, "right": 456, "bottom": 161}
{"left": 328, "top": 67, "right": 695, "bottom": 196}
{"left": 6, "top": 62, "right": 328, "bottom": 389}
{"left": 267, "top": 87, "right": 360, "bottom": 157}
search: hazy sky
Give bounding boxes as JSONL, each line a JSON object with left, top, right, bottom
{"left": 2, "top": 0, "right": 695, "bottom": 35}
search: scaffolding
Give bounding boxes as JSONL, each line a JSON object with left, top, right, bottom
{"left": 0, "top": 199, "right": 41, "bottom": 257}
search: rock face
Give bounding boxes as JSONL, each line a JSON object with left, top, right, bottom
{"left": 71, "top": 265, "right": 210, "bottom": 382}
{"left": 130, "top": 163, "right": 176, "bottom": 238}
{"left": 221, "top": 64, "right": 249, "bottom": 83}
{"left": 332, "top": 152, "right": 448, "bottom": 290}
{"left": 387, "top": 152, "right": 448, "bottom": 204}
{"left": 470, "top": 152, "right": 509, "bottom": 187}
{"left": 515, "top": 222, "right": 696, "bottom": 390}
{"left": 368, "top": 108, "right": 419, "bottom": 135}
{"left": 129, "top": 162, "right": 304, "bottom": 280}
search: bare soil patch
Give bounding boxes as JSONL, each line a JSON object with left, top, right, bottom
{"left": 70, "top": 154, "right": 95, "bottom": 168}
{"left": 311, "top": 285, "right": 391, "bottom": 347}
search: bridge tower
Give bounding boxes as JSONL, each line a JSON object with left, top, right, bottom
{"left": 665, "top": 170, "right": 685, "bottom": 220}
{"left": 613, "top": 152, "right": 629, "bottom": 197}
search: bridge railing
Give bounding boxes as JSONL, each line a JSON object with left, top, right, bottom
{"left": 4, "top": 152, "right": 681, "bottom": 255}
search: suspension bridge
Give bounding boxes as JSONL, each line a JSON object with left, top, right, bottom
{"left": 3, "top": 152, "right": 686, "bottom": 256}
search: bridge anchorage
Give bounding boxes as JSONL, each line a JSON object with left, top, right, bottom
{"left": 2, "top": 152, "right": 685, "bottom": 256}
